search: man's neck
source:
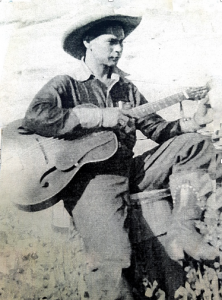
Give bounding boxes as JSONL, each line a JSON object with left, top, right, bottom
{"left": 84, "top": 55, "right": 114, "bottom": 82}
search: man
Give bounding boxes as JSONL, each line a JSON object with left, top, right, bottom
{"left": 22, "top": 12, "right": 221, "bottom": 300}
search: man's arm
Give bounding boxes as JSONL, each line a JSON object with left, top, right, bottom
{"left": 128, "top": 85, "right": 211, "bottom": 144}
{"left": 22, "top": 75, "right": 81, "bottom": 137}
{"left": 136, "top": 114, "right": 182, "bottom": 144}
{"left": 23, "top": 75, "right": 131, "bottom": 137}
{"left": 129, "top": 85, "right": 183, "bottom": 144}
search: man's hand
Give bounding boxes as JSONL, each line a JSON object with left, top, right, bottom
{"left": 179, "top": 95, "right": 213, "bottom": 132}
{"left": 194, "top": 95, "right": 214, "bottom": 126}
{"left": 184, "top": 86, "right": 209, "bottom": 100}
{"left": 102, "top": 108, "right": 131, "bottom": 128}
{"left": 73, "top": 105, "right": 135, "bottom": 129}
{"left": 207, "top": 78, "right": 222, "bottom": 111}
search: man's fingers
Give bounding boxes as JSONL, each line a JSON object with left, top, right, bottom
{"left": 202, "top": 90, "right": 209, "bottom": 97}
{"left": 199, "top": 94, "right": 210, "bottom": 105}
{"left": 121, "top": 109, "right": 136, "bottom": 118}
{"left": 118, "top": 114, "right": 130, "bottom": 126}
{"left": 195, "top": 90, "right": 208, "bottom": 100}
{"left": 122, "top": 103, "right": 132, "bottom": 110}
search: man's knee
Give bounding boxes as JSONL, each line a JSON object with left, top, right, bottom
{"left": 174, "top": 132, "right": 212, "bottom": 148}
{"left": 173, "top": 133, "right": 214, "bottom": 162}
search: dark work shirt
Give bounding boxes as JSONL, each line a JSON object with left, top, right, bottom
{"left": 23, "top": 61, "right": 182, "bottom": 159}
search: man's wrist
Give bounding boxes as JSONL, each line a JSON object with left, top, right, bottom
{"left": 179, "top": 116, "right": 202, "bottom": 133}
{"left": 193, "top": 114, "right": 207, "bottom": 128}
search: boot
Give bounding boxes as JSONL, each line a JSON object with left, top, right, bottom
{"left": 164, "top": 171, "right": 219, "bottom": 262}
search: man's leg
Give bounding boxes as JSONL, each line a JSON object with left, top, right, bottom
{"left": 130, "top": 132, "right": 220, "bottom": 193}
{"left": 127, "top": 133, "right": 221, "bottom": 299}
{"left": 71, "top": 174, "right": 133, "bottom": 300}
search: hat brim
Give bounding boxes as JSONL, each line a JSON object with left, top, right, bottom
{"left": 63, "top": 14, "right": 142, "bottom": 59}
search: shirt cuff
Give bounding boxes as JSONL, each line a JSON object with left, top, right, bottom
{"left": 73, "top": 106, "right": 103, "bottom": 128}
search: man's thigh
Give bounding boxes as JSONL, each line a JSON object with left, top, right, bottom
{"left": 130, "top": 133, "right": 217, "bottom": 192}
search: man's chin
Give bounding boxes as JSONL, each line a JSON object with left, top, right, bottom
{"left": 107, "top": 60, "right": 119, "bottom": 67}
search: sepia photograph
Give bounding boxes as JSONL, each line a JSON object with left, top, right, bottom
{"left": 0, "top": 0, "right": 222, "bottom": 299}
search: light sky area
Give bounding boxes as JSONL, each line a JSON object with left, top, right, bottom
{"left": 0, "top": 0, "right": 222, "bottom": 125}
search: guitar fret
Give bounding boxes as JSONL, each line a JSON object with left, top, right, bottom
{"left": 153, "top": 101, "right": 162, "bottom": 111}
{"left": 152, "top": 103, "right": 158, "bottom": 111}
{"left": 166, "top": 96, "right": 175, "bottom": 105}
{"left": 131, "top": 92, "right": 185, "bottom": 118}
{"left": 161, "top": 97, "right": 172, "bottom": 108}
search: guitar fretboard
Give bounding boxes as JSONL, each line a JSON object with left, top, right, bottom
{"left": 130, "top": 92, "right": 185, "bottom": 118}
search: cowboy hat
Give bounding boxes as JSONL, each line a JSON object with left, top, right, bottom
{"left": 63, "top": 12, "right": 142, "bottom": 59}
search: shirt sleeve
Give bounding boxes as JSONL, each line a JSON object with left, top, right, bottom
{"left": 22, "top": 75, "right": 81, "bottom": 137}
{"left": 132, "top": 84, "right": 183, "bottom": 144}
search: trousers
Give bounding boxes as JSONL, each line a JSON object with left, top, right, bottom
{"left": 61, "top": 133, "right": 221, "bottom": 299}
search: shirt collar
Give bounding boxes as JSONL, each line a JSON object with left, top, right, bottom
{"left": 72, "top": 58, "right": 130, "bottom": 82}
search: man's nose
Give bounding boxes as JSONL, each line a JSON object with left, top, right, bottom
{"left": 114, "top": 43, "right": 123, "bottom": 53}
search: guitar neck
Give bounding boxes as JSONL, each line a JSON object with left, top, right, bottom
{"left": 130, "top": 92, "right": 185, "bottom": 118}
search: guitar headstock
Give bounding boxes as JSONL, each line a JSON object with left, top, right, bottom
{"left": 184, "top": 85, "right": 210, "bottom": 101}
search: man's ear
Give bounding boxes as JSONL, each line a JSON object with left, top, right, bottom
{"left": 83, "top": 40, "right": 90, "bottom": 49}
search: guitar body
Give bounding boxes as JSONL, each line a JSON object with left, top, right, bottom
{"left": 0, "top": 89, "right": 199, "bottom": 211}
{"left": 0, "top": 120, "right": 118, "bottom": 211}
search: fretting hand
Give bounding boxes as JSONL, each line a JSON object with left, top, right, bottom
{"left": 193, "top": 95, "right": 213, "bottom": 126}
{"left": 180, "top": 95, "right": 213, "bottom": 132}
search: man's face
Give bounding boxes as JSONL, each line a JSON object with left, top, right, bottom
{"left": 85, "top": 25, "right": 125, "bottom": 67}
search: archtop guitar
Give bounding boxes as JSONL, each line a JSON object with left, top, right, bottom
{"left": 0, "top": 89, "right": 205, "bottom": 211}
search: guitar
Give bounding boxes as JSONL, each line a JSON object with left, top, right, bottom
{"left": 0, "top": 89, "right": 205, "bottom": 211}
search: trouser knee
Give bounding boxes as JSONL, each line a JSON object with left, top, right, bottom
{"left": 173, "top": 132, "right": 212, "bottom": 149}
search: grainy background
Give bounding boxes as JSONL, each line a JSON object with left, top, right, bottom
{"left": 0, "top": 1, "right": 222, "bottom": 298}
{"left": 1, "top": 0, "right": 222, "bottom": 125}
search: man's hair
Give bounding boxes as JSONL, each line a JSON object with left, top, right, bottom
{"left": 83, "top": 20, "right": 124, "bottom": 42}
